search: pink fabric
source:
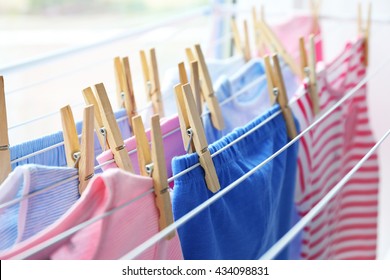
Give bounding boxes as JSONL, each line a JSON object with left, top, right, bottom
{"left": 0, "top": 168, "right": 183, "bottom": 260}
{"left": 292, "top": 38, "right": 379, "bottom": 259}
{"left": 96, "top": 115, "right": 185, "bottom": 188}
{"left": 271, "top": 15, "right": 323, "bottom": 63}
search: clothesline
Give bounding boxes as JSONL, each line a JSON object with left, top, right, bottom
{"left": 6, "top": 9, "right": 322, "bottom": 131}
{"left": 1, "top": 47, "right": 380, "bottom": 211}
{"left": 123, "top": 126, "right": 389, "bottom": 260}
{"left": 119, "top": 55, "right": 388, "bottom": 259}
{"left": 10, "top": 52, "right": 388, "bottom": 259}
{"left": 9, "top": 68, "right": 263, "bottom": 164}
{"left": 3, "top": 43, "right": 380, "bottom": 218}
{"left": 2, "top": 73, "right": 268, "bottom": 210}
{"left": 259, "top": 127, "right": 390, "bottom": 260}
{"left": 6, "top": 17, "right": 227, "bottom": 99}
{"left": 7, "top": 28, "right": 233, "bottom": 131}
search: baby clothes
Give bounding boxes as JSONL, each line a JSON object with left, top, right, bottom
{"left": 292, "top": 38, "right": 379, "bottom": 259}
{"left": 172, "top": 105, "right": 299, "bottom": 259}
{"left": 96, "top": 115, "right": 185, "bottom": 187}
{"left": 272, "top": 14, "right": 323, "bottom": 62}
{"left": 203, "top": 58, "right": 299, "bottom": 143}
{"left": 161, "top": 55, "right": 246, "bottom": 117}
{"left": 0, "top": 165, "right": 79, "bottom": 251}
{"left": 1, "top": 168, "right": 183, "bottom": 260}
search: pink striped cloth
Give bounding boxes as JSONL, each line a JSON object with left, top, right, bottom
{"left": 292, "top": 38, "right": 379, "bottom": 259}
{"left": 0, "top": 168, "right": 183, "bottom": 260}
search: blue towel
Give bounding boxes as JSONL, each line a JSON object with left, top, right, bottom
{"left": 172, "top": 105, "right": 300, "bottom": 259}
{"left": 10, "top": 109, "right": 132, "bottom": 170}
{"left": 0, "top": 165, "right": 79, "bottom": 251}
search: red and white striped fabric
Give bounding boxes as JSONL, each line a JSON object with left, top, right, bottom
{"left": 292, "top": 38, "right": 379, "bottom": 260}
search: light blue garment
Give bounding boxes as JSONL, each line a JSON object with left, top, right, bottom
{"left": 172, "top": 105, "right": 300, "bottom": 260}
{"left": 10, "top": 109, "right": 132, "bottom": 170}
{"left": 161, "top": 56, "right": 246, "bottom": 117}
{"left": 203, "top": 58, "right": 299, "bottom": 144}
{"left": 0, "top": 165, "right": 79, "bottom": 251}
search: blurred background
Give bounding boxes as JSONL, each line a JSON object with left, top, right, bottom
{"left": 1, "top": 0, "right": 390, "bottom": 259}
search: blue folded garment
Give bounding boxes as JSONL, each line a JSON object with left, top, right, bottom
{"left": 172, "top": 105, "right": 300, "bottom": 259}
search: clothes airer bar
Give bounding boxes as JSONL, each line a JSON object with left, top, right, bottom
{"left": 10, "top": 53, "right": 388, "bottom": 259}
{"left": 3, "top": 50, "right": 387, "bottom": 215}
{"left": 119, "top": 56, "right": 390, "bottom": 260}
{"left": 259, "top": 127, "right": 390, "bottom": 260}
{"left": 9, "top": 73, "right": 265, "bottom": 164}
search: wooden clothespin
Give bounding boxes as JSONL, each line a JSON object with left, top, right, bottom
{"left": 264, "top": 55, "right": 297, "bottom": 139}
{"left": 178, "top": 61, "right": 202, "bottom": 116}
{"left": 78, "top": 106, "right": 95, "bottom": 194}
{"left": 60, "top": 105, "right": 95, "bottom": 194}
{"left": 178, "top": 62, "right": 188, "bottom": 85}
{"left": 257, "top": 20, "right": 301, "bottom": 77}
{"left": 299, "top": 37, "right": 308, "bottom": 79}
{"left": 132, "top": 114, "right": 175, "bottom": 239}
{"left": 252, "top": 5, "right": 266, "bottom": 56}
{"left": 114, "top": 56, "right": 138, "bottom": 127}
{"left": 310, "top": 0, "right": 322, "bottom": 35}
{"left": 0, "top": 76, "right": 11, "bottom": 184}
{"left": 189, "top": 61, "right": 202, "bottom": 116}
{"left": 230, "top": 18, "right": 251, "bottom": 61}
{"left": 308, "top": 35, "right": 320, "bottom": 115}
{"left": 60, "top": 105, "right": 80, "bottom": 167}
{"left": 114, "top": 57, "right": 126, "bottom": 109}
{"left": 82, "top": 87, "right": 108, "bottom": 151}
{"left": 140, "top": 48, "right": 164, "bottom": 117}
{"left": 263, "top": 55, "right": 277, "bottom": 105}
{"left": 185, "top": 48, "right": 204, "bottom": 113}
{"left": 358, "top": 2, "right": 372, "bottom": 67}
{"left": 174, "top": 82, "right": 220, "bottom": 193}
{"left": 298, "top": 35, "right": 320, "bottom": 115}
{"left": 93, "top": 83, "right": 134, "bottom": 173}
{"left": 176, "top": 61, "right": 198, "bottom": 153}
{"left": 191, "top": 44, "right": 224, "bottom": 130}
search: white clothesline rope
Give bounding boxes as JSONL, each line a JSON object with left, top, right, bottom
{"left": 11, "top": 52, "right": 388, "bottom": 259}
{"left": 259, "top": 127, "right": 390, "bottom": 260}
{"left": 7, "top": 16, "right": 225, "bottom": 98}
{"left": 2, "top": 73, "right": 268, "bottom": 209}
{"left": 7, "top": 29, "right": 233, "bottom": 130}
{"left": 9, "top": 65, "right": 262, "bottom": 165}
{"left": 7, "top": 2, "right": 320, "bottom": 131}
